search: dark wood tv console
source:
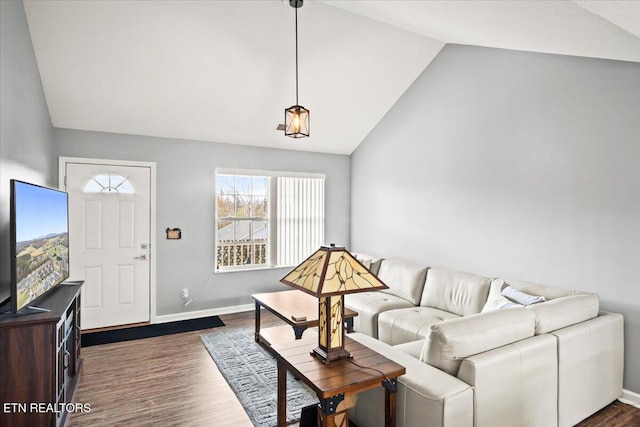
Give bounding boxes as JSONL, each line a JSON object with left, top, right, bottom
{"left": 0, "top": 284, "right": 83, "bottom": 427}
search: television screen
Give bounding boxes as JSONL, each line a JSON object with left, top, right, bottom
{"left": 10, "top": 180, "right": 69, "bottom": 312}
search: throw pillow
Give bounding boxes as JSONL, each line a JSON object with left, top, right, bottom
{"left": 482, "top": 295, "right": 524, "bottom": 312}
{"left": 501, "top": 283, "right": 546, "bottom": 306}
{"left": 481, "top": 279, "right": 524, "bottom": 313}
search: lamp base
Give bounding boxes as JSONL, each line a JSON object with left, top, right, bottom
{"left": 312, "top": 347, "right": 352, "bottom": 364}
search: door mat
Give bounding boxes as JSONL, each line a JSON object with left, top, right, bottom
{"left": 82, "top": 315, "right": 225, "bottom": 347}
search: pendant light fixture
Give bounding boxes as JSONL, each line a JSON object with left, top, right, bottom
{"left": 284, "top": 0, "right": 310, "bottom": 138}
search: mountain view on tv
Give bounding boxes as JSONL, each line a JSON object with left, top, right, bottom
{"left": 14, "top": 181, "right": 69, "bottom": 310}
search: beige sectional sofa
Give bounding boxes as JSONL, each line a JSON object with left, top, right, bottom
{"left": 345, "top": 254, "right": 624, "bottom": 427}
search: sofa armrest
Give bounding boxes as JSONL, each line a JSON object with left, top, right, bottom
{"left": 527, "top": 294, "right": 599, "bottom": 334}
{"left": 422, "top": 308, "right": 536, "bottom": 375}
{"left": 551, "top": 312, "right": 623, "bottom": 427}
{"left": 457, "top": 334, "right": 558, "bottom": 427}
{"left": 349, "top": 333, "right": 473, "bottom": 427}
{"left": 392, "top": 339, "right": 425, "bottom": 359}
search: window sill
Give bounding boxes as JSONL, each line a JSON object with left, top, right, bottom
{"left": 215, "top": 265, "right": 295, "bottom": 274}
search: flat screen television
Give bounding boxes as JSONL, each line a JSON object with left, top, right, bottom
{"left": 10, "top": 180, "right": 70, "bottom": 313}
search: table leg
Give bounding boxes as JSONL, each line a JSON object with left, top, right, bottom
{"left": 293, "top": 325, "right": 307, "bottom": 339}
{"left": 277, "top": 359, "right": 286, "bottom": 427}
{"left": 320, "top": 412, "right": 338, "bottom": 427}
{"left": 319, "top": 409, "right": 350, "bottom": 427}
{"left": 254, "top": 300, "right": 261, "bottom": 342}
{"left": 384, "top": 380, "right": 398, "bottom": 427}
{"left": 345, "top": 317, "right": 354, "bottom": 333}
{"left": 318, "top": 394, "right": 345, "bottom": 427}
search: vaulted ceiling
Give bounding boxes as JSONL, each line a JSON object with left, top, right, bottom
{"left": 24, "top": 1, "right": 640, "bottom": 155}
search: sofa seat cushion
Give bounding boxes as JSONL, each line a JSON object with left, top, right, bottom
{"left": 392, "top": 339, "right": 426, "bottom": 359}
{"left": 345, "top": 292, "right": 414, "bottom": 338}
{"left": 421, "top": 308, "right": 536, "bottom": 375}
{"left": 420, "top": 268, "right": 491, "bottom": 316}
{"left": 377, "top": 259, "right": 428, "bottom": 305}
{"left": 378, "top": 307, "right": 461, "bottom": 346}
{"left": 527, "top": 294, "right": 599, "bottom": 334}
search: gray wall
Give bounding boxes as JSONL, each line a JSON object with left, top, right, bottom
{"left": 351, "top": 45, "right": 640, "bottom": 392}
{"left": 55, "top": 129, "right": 350, "bottom": 315}
{"left": 0, "top": 0, "right": 56, "bottom": 301}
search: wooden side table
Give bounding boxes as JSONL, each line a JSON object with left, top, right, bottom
{"left": 252, "top": 290, "right": 358, "bottom": 343}
{"left": 270, "top": 332, "right": 405, "bottom": 427}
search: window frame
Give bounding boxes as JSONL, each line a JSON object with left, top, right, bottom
{"left": 215, "top": 168, "right": 325, "bottom": 273}
{"left": 83, "top": 173, "right": 135, "bottom": 194}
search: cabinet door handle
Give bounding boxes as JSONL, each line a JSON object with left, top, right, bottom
{"left": 64, "top": 350, "right": 71, "bottom": 369}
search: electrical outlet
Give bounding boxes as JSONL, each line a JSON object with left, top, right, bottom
{"left": 181, "top": 288, "right": 188, "bottom": 299}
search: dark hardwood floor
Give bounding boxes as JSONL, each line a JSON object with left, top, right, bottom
{"left": 67, "top": 311, "right": 267, "bottom": 427}
{"left": 576, "top": 400, "right": 640, "bottom": 427}
{"left": 69, "top": 310, "right": 640, "bottom": 426}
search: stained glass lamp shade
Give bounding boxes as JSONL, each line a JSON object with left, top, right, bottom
{"left": 280, "top": 244, "right": 388, "bottom": 363}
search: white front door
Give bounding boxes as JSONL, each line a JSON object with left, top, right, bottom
{"left": 64, "top": 162, "right": 151, "bottom": 330}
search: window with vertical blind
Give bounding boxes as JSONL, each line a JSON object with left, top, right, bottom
{"left": 215, "top": 169, "right": 325, "bottom": 271}
{"left": 277, "top": 177, "right": 325, "bottom": 266}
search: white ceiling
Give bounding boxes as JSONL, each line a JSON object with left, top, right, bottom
{"left": 23, "top": 1, "right": 640, "bottom": 155}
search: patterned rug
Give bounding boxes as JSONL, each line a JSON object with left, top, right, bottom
{"left": 200, "top": 328, "right": 318, "bottom": 426}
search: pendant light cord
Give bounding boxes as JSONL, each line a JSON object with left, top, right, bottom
{"left": 295, "top": 4, "right": 299, "bottom": 106}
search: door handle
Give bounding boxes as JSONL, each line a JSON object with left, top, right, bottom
{"left": 134, "top": 254, "right": 148, "bottom": 260}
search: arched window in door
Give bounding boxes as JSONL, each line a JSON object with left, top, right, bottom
{"left": 83, "top": 173, "right": 135, "bottom": 194}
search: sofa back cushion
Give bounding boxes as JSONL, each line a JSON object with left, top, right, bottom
{"left": 377, "top": 259, "right": 428, "bottom": 305}
{"left": 421, "top": 308, "right": 536, "bottom": 375}
{"left": 420, "top": 268, "right": 491, "bottom": 316}
{"left": 352, "top": 252, "right": 383, "bottom": 276}
{"left": 527, "top": 294, "right": 599, "bottom": 334}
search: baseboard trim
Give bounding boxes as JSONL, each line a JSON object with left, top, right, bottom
{"left": 155, "top": 303, "right": 254, "bottom": 324}
{"left": 619, "top": 389, "right": 640, "bottom": 409}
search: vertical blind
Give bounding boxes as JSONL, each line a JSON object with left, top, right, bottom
{"left": 277, "top": 177, "right": 325, "bottom": 266}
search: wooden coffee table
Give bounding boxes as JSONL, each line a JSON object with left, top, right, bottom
{"left": 270, "top": 331, "right": 405, "bottom": 427}
{"left": 252, "top": 290, "right": 358, "bottom": 344}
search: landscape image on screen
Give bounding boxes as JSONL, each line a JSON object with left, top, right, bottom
{"left": 14, "top": 182, "right": 69, "bottom": 310}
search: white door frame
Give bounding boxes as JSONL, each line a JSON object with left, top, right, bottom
{"left": 59, "top": 156, "right": 158, "bottom": 325}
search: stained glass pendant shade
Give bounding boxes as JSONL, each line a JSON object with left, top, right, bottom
{"left": 280, "top": 244, "right": 388, "bottom": 363}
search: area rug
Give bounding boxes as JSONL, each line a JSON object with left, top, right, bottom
{"left": 201, "top": 328, "right": 318, "bottom": 426}
{"left": 82, "top": 315, "right": 225, "bottom": 347}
